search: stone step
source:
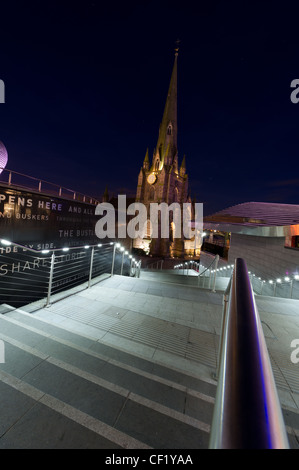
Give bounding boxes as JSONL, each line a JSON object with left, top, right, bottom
{"left": 140, "top": 270, "right": 230, "bottom": 292}
{"left": 0, "top": 313, "right": 214, "bottom": 449}
{"left": 1, "top": 309, "right": 218, "bottom": 398}
{"left": 1, "top": 310, "right": 298, "bottom": 448}
{"left": 0, "top": 370, "right": 136, "bottom": 449}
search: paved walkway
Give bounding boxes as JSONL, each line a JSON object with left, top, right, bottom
{"left": 30, "top": 273, "right": 299, "bottom": 409}
{"left": 0, "top": 270, "right": 298, "bottom": 448}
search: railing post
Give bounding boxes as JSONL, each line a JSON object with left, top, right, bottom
{"left": 290, "top": 280, "right": 294, "bottom": 299}
{"left": 209, "top": 267, "right": 213, "bottom": 288}
{"left": 111, "top": 243, "right": 116, "bottom": 276}
{"left": 38, "top": 181, "right": 42, "bottom": 192}
{"left": 46, "top": 252, "right": 55, "bottom": 307}
{"left": 212, "top": 255, "right": 219, "bottom": 292}
{"left": 8, "top": 171, "right": 12, "bottom": 186}
{"left": 120, "top": 250, "right": 125, "bottom": 276}
{"left": 130, "top": 257, "right": 133, "bottom": 276}
{"left": 213, "top": 287, "right": 230, "bottom": 380}
{"left": 88, "top": 246, "right": 95, "bottom": 288}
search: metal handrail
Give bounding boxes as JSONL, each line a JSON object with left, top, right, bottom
{"left": 0, "top": 167, "right": 100, "bottom": 205}
{"left": 197, "top": 256, "right": 217, "bottom": 277}
{"left": 0, "top": 239, "right": 141, "bottom": 307}
{"left": 0, "top": 239, "right": 113, "bottom": 254}
{"left": 209, "top": 257, "right": 289, "bottom": 449}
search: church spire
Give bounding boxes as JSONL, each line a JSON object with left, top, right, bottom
{"left": 155, "top": 50, "right": 178, "bottom": 167}
{"left": 102, "top": 185, "right": 109, "bottom": 202}
{"left": 143, "top": 148, "right": 149, "bottom": 170}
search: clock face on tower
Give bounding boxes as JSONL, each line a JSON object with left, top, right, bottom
{"left": 147, "top": 173, "right": 156, "bottom": 185}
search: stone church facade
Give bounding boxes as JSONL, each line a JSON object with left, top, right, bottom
{"left": 134, "top": 51, "right": 196, "bottom": 258}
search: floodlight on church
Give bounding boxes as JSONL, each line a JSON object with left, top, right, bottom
{"left": 0, "top": 141, "right": 8, "bottom": 175}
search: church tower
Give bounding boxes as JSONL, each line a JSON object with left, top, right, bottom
{"left": 135, "top": 48, "right": 189, "bottom": 258}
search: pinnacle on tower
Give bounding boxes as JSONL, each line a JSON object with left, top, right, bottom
{"left": 180, "top": 155, "right": 186, "bottom": 176}
{"left": 143, "top": 148, "right": 149, "bottom": 170}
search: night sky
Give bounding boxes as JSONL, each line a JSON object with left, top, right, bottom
{"left": 1, "top": 0, "right": 299, "bottom": 216}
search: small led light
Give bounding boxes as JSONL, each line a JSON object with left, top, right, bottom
{"left": 62, "top": 247, "right": 69, "bottom": 252}
{"left": 42, "top": 250, "right": 50, "bottom": 254}
{"left": 1, "top": 239, "right": 11, "bottom": 246}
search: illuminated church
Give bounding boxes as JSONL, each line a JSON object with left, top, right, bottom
{"left": 134, "top": 50, "right": 197, "bottom": 258}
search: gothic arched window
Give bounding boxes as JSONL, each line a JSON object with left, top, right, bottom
{"left": 167, "top": 124, "right": 172, "bottom": 135}
{"left": 149, "top": 186, "right": 155, "bottom": 201}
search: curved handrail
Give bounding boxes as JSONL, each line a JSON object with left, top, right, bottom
{"left": 197, "top": 254, "right": 219, "bottom": 291}
{"left": 209, "top": 257, "right": 289, "bottom": 449}
{"left": 198, "top": 257, "right": 217, "bottom": 277}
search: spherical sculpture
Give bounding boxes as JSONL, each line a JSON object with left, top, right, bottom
{"left": 0, "top": 141, "right": 8, "bottom": 174}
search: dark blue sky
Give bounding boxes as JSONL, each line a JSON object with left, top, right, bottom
{"left": 1, "top": 0, "right": 299, "bottom": 215}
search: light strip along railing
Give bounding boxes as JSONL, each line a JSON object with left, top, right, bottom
{"left": 249, "top": 271, "right": 299, "bottom": 300}
{"left": 209, "top": 257, "right": 289, "bottom": 449}
{"left": 0, "top": 239, "right": 141, "bottom": 309}
{"left": 0, "top": 167, "right": 100, "bottom": 205}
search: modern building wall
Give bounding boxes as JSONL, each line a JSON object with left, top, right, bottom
{"left": 228, "top": 233, "right": 299, "bottom": 280}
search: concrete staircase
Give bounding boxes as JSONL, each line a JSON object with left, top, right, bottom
{"left": 0, "top": 271, "right": 298, "bottom": 449}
